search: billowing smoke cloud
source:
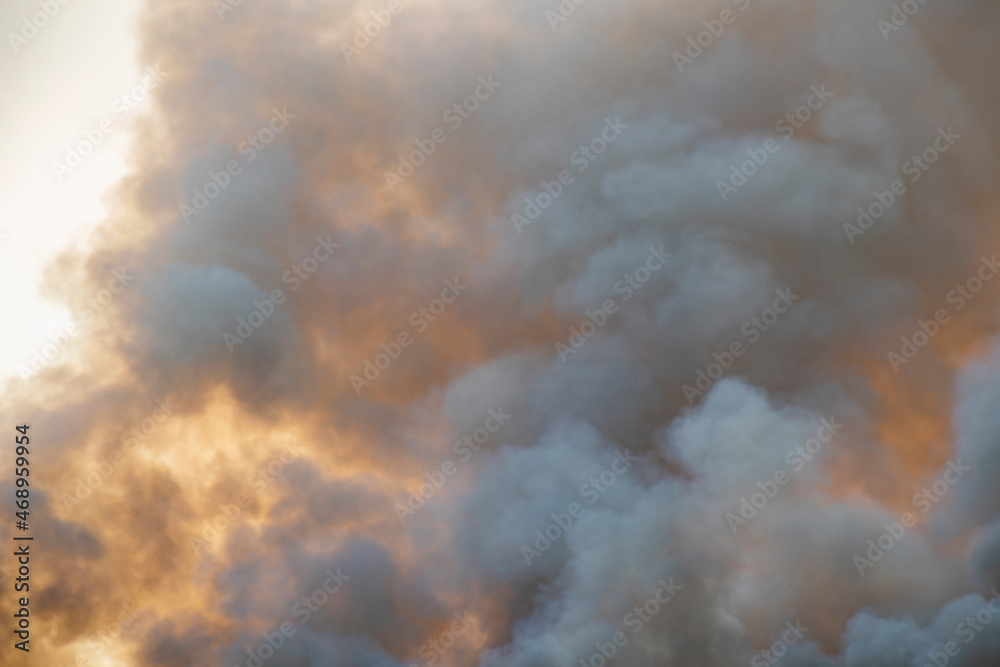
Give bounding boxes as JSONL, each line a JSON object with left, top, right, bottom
{"left": 5, "top": 0, "right": 1000, "bottom": 665}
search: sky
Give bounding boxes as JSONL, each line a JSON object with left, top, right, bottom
{"left": 0, "top": 0, "right": 143, "bottom": 382}
{"left": 2, "top": 1, "right": 1000, "bottom": 666}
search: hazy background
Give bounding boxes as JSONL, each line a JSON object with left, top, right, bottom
{"left": 2, "top": 1, "right": 1000, "bottom": 666}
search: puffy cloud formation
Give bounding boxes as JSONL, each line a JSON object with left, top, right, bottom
{"left": 5, "top": 0, "right": 1000, "bottom": 665}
